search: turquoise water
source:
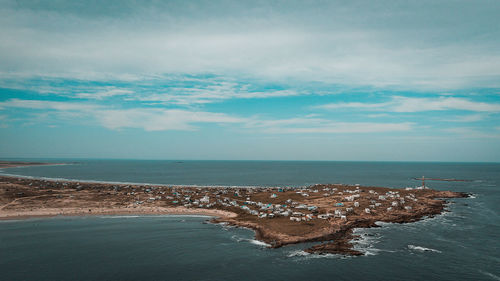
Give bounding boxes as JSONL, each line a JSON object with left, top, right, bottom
{"left": 1, "top": 160, "right": 499, "bottom": 280}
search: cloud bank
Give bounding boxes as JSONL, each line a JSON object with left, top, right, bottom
{"left": 316, "top": 97, "right": 500, "bottom": 113}
{"left": 1, "top": 0, "right": 500, "bottom": 90}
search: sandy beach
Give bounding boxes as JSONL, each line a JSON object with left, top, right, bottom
{"left": 0, "top": 206, "right": 237, "bottom": 220}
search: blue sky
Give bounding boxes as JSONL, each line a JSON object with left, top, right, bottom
{"left": 1, "top": 0, "right": 500, "bottom": 161}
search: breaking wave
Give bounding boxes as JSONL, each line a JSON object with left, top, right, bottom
{"left": 408, "top": 245, "right": 442, "bottom": 253}
{"left": 287, "top": 250, "right": 310, "bottom": 257}
{"left": 249, "top": 239, "right": 271, "bottom": 247}
{"left": 479, "top": 270, "right": 500, "bottom": 281}
{"left": 352, "top": 228, "right": 382, "bottom": 256}
{"left": 231, "top": 235, "right": 270, "bottom": 247}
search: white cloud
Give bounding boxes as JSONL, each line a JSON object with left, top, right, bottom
{"left": 246, "top": 117, "right": 412, "bottom": 134}
{"left": 0, "top": 98, "right": 414, "bottom": 134}
{"left": 390, "top": 97, "right": 500, "bottom": 112}
{"left": 0, "top": 98, "right": 245, "bottom": 131}
{"left": 367, "top": 113, "right": 390, "bottom": 118}
{"left": 0, "top": 99, "right": 99, "bottom": 111}
{"left": 443, "top": 127, "right": 500, "bottom": 139}
{"left": 130, "top": 83, "right": 299, "bottom": 105}
{"left": 316, "top": 97, "right": 500, "bottom": 113}
{"left": 262, "top": 122, "right": 412, "bottom": 134}
{"left": 317, "top": 102, "right": 392, "bottom": 110}
{"left": 75, "top": 88, "right": 133, "bottom": 100}
{"left": 1, "top": 1, "right": 499, "bottom": 90}
{"left": 444, "top": 114, "right": 484, "bottom": 122}
{"left": 97, "top": 108, "right": 244, "bottom": 131}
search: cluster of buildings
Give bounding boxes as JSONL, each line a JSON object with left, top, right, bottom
{"left": 119, "top": 183, "right": 419, "bottom": 222}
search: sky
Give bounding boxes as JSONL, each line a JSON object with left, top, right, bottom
{"left": 0, "top": 0, "right": 500, "bottom": 161}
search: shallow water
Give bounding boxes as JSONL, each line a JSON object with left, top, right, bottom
{"left": 1, "top": 160, "right": 499, "bottom": 280}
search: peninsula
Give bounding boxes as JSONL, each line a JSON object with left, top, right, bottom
{"left": 0, "top": 162, "right": 468, "bottom": 256}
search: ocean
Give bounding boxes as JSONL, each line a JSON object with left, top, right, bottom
{"left": 1, "top": 160, "right": 499, "bottom": 280}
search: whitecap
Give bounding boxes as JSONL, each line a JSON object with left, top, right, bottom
{"left": 306, "top": 253, "right": 343, "bottom": 259}
{"left": 230, "top": 235, "right": 271, "bottom": 247}
{"left": 351, "top": 229, "right": 382, "bottom": 256}
{"left": 249, "top": 239, "right": 271, "bottom": 247}
{"left": 362, "top": 248, "right": 382, "bottom": 256}
{"left": 374, "top": 221, "right": 392, "bottom": 227}
{"left": 479, "top": 270, "right": 500, "bottom": 281}
{"left": 231, "top": 235, "right": 245, "bottom": 242}
{"left": 287, "top": 250, "right": 310, "bottom": 257}
{"left": 408, "top": 245, "right": 442, "bottom": 253}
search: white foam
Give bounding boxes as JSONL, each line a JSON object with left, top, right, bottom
{"left": 287, "top": 250, "right": 310, "bottom": 257}
{"left": 362, "top": 249, "right": 382, "bottom": 256}
{"left": 374, "top": 221, "right": 392, "bottom": 227}
{"left": 249, "top": 239, "right": 271, "bottom": 247}
{"left": 231, "top": 235, "right": 244, "bottom": 242}
{"left": 351, "top": 228, "right": 382, "bottom": 256}
{"left": 230, "top": 235, "right": 271, "bottom": 247}
{"left": 306, "top": 253, "right": 342, "bottom": 259}
{"left": 291, "top": 251, "right": 351, "bottom": 260}
{"left": 479, "top": 270, "right": 500, "bottom": 281}
{"left": 408, "top": 245, "right": 442, "bottom": 253}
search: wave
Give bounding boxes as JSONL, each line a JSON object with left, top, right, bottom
{"left": 287, "top": 250, "right": 351, "bottom": 260}
{"left": 231, "top": 235, "right": 270, "bottom": 247}
{"left": 287, "top": 250, "right": 310, "bottom": 257}
{"left": 479, "top": 270, "right": 500, "bottom": 281}
{"left": 408, "top": 245, "right": 442, "bottom": 253}
{"left": 351, "top": 228, "right": 382, "bottom": 256}
{"left": 249, "top": 239, "right": 271, "bottom": 247}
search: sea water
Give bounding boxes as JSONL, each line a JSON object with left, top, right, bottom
{"left": 0, "top": 160, "right": 499, "bottom": 280}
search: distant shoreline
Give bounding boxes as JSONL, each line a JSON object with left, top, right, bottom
{"left": 0, "top": 161, "right": 66, "bottom": 169}
{"left": 0, "top": 161, "right": 306, "bottom": 189}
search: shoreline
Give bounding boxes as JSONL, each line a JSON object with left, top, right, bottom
{"left": 0, "top": 164, "right": 470, "bottom": 256}
{"left": 0, "top": 161, "right": 68, "bottom": 169}
{"left": 0, "top": 206, "right": 237, "bottom": 221}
